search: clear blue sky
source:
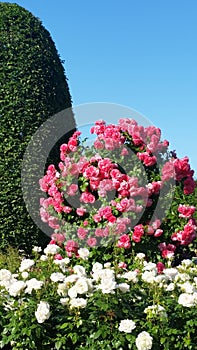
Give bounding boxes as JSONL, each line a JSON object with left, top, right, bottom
{"left": 2, "top": 0, "right": 197, "bottom": 175}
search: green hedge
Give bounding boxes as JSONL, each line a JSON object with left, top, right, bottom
{"left": 0, "top": 2, "right": 76, "bottom": 252}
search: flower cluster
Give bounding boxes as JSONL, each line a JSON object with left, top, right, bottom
{"left": 1, "top": 245, "right": 197, "bottom": 349}
{"left": 39, "top": 119, "right": 196, "bottom": 263}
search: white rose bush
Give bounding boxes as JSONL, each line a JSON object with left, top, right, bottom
{"left": 0, "top": 118, "right": 197, "bottom": 349}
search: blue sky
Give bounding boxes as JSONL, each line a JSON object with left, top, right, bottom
{"left": 2, "top": 0, "right": 197, "bottom": 174}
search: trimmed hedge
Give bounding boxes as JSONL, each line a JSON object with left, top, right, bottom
{"left": 0, "top": 3, "right": 76, "bottom": 252}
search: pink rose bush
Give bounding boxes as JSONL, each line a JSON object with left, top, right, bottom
{"left": 39, "top": 118, "right": 196, "bottom": 265}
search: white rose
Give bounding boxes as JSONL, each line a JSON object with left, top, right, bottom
{"left": 98, "top": 278, "right": 116, "bottom": 294}
{"left": 75, "top": 278, "right": 89, "bottom": 294}
{"left": 40, "top": 255, "right": 48, "bottom": 261}
{"left": 35, "top": 301, "right": 50, "bottom": 323}
{"left": 70, "top": 297, "right": 87, "bottom": 308}
{"left": 0, "top": 269, "right": 12, "bottom": 281}
{"left": 144, "top": 304, "right": 167, "bottom": 318}
{"left": 136, "top": 253, "right": 145, "bottom": 260}
{"left": 141, "top": 270, "right": 156, "bottom": 284}
{"left": 68, "top": 286, "right": 78, "bottom": 298}
{"left": 50, "top": 272, "right": 65, "bottom": 283}
{"left": 73, "top": 265, "right": 86, "bottom": 277}
{"left": 180, "top": 282, "right": 195, "bottom": 294}
{"left": 122, "top": 270, "right": 138, "bottom": 283}
{"left": 32, "top": 246, "right": 42, "bottom": 253}
{"left": 118, "top": 319, "right": 136, "bottom": 333}
{"left": 19, "top": 259, "right": 35, "bottom": 272}
{"left": 163, "top": 268, "right": 178, "bottom": 280}
{"left": 117, "top": 283, "right": 130, "bottom": 293}
{"left": 135, "top": 331, "right": 153, "bottom": 350}
{"left": 44, "top": 244, "right": 60, "bottom": 255}
{"left": 25, "top": 278, "right": 44, "bottom": 294}
{"left": 178, "top": 293, "right": 197, "bottom": 307}
{"left": 8, "top": 281, "right": 26, "bottom": 297}
{"left": 78, "top": 248, "right": 90, "bottom": 260}
{"left": 92, "top": 262, "right": 103, "bottom": 273}
{"left": 60, "top": 298, "right": 69, "bottom": 306}
{"left": 21, "top": 272, "right": 29, "bottom": 280}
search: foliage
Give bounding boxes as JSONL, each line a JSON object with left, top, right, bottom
{"left": 0, "top": 2, "right": 75, "bottom": 252}
{"left": 1, "top": 244, "right": 197, "bottom": 349}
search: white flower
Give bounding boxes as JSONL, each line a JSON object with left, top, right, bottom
{"left": 118, "top": 319, "right": 136, "bottom": 333}
{"left": 32, "top": 246, "right": 42, "bottom": 253}
{"left": 60, "top": 297, "right": 69, "bottom": 306}
{"left": 135, "top": 331, "right": 153, "bottom": 350}
{"left": 180, "top": 282, "right": 195, "bottom": 294}
{"left": 75, "top": 277, "right": 89, "bottom": 294}
{"left": 50, "top": 272, "right": 65, "bottom": 283}
{"left": 40, "top": 255, "right": 48, "bottom": 261}
{"left": 70, "top": 297, "right": 87, "bottom": 308}
{"left": 44, "top": 244, "right": 60, "bottom": 255}
{"left": 8, "top": 281, "right": 26, "bottom": 297}
{"left": 73, "top": 265, "right": 86, "bottom": 276}
{"left": 175, "top": 272, "right": 190, "bottom": 283}
{"left": 78, "top": 248, "right": 90, "bottom": 260}
{"left": 68, "top": 286, "right": 78, "bottom": 298}
{"left": 0, "top": 269, "right": 12, "bottom": 281}
{"left": 165, "top": 282, "right": 175, "bottom": 291}
{"left": 178, "top": 293, "right": 197, "bottom": 307}
{"left": 141, "top": 270, "right": 156, "bottom": 284}
{"left": 97, "top": 277, "right": 116, "bottom": 294}
{"left": 19, "top": 259, "right": 34, "bottom": 272}
{"left": 122, "top": 270, "right": 138, "bottom": 283}
{"left": 181, "top": 259, "right": 193, "bottom": 267}
{"left": 143, "top": 262, "right": 157, "bottom": 271}
{"left": 54, "top": 258, "right": 70, "bottom": 272}
{"left": 92, "top": 262, "right": 103, "bottom": 273}
{"left": 21, "top": 272, "right": 29, "bottom": 280}
{"left": 163, "top": 268, "right": 178, "bottom": 280}
{"left": 136, "top": 253, "right": 146, "bottom": 260}
{"left": 35, "top": 301, "right": 50, "bottom": 323}
{"left": 25, "top": 278, "right": 44, "bottom": 294}
{"left": 117, "top": 283, "right": 130, "bottom": 293}
{"left": 57, "top": 283, "right": 68, "bottom": 296}
{"left": 104, "top": 262, "right": 111, "bottom": 268}
{"left": 144, "top": 304, "right": 167, "bottom": 318}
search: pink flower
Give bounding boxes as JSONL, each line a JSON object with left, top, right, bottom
{"left": 48, "top": 217, "right": 60, "bottom": 229}
{"left": 87, "top": 237, "right": 97, "bottom": 247}
{"left": 156, "top": 262, "right": 165, "bottom": 273}
{"left": 67, "top": 184, "right": 78, "bottom": 196}
{"left": 118, "top": 262, "right": 127, "bottom": 269}
{"left": 121, "top": 147, "right": 129, "bottom": 156}
{"left": 51, "top": 233, "right": 65, "bottom": 245}
{"left": 65, "top": 240, "right": 78, "bottom": 257}
{"left": 77, "top": 228, "right": 88, "bottom": 240}
{"left": 154, "top": 229, "right": 163, "bottom": 237}
{"left": 132, "top": 224, "right": 144, "bottom": 243}
{"left": 174, "top": 156, "right": 191, "bottom": 181}
{"left": 80, "top": 191, "right": 96, "bottom": 203}
{"left": 54, "top": 254, "right": 63, "bottom": 260}
{"left": 117, "top": 234, "right": 131, "bottom": 249}
{"left": 183, "top": 177, "right": 196, "bottom": 195}
{"left": 76, "top": 207, "right": 87, "bottom": 216}
{"left": 62, "top": 206, "right": 72, "bottom": 213}
{"left": 161, "top": 161, "right": 175, "bottom": 181}
{"left": 147, "top": 181, "right": 162, "bottom": 195}
{"left": 158, "top": 242, "right": 176, "bottom": 259}
{"left": 83, "top": 165, "right": 99, "bottom": 179}
{"left": 178, "top": 204, "right": 196, "bottom": 218}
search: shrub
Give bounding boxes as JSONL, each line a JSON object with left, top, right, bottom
{"left": 0, "top": 3, "right": 76, "bottom": 252}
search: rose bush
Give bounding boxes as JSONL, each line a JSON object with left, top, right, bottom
{"left": 1, "top": 244, "right": 197, "bottom": 349}
{"left": 39, "top": 118, "right": 196, "bottom": 264}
